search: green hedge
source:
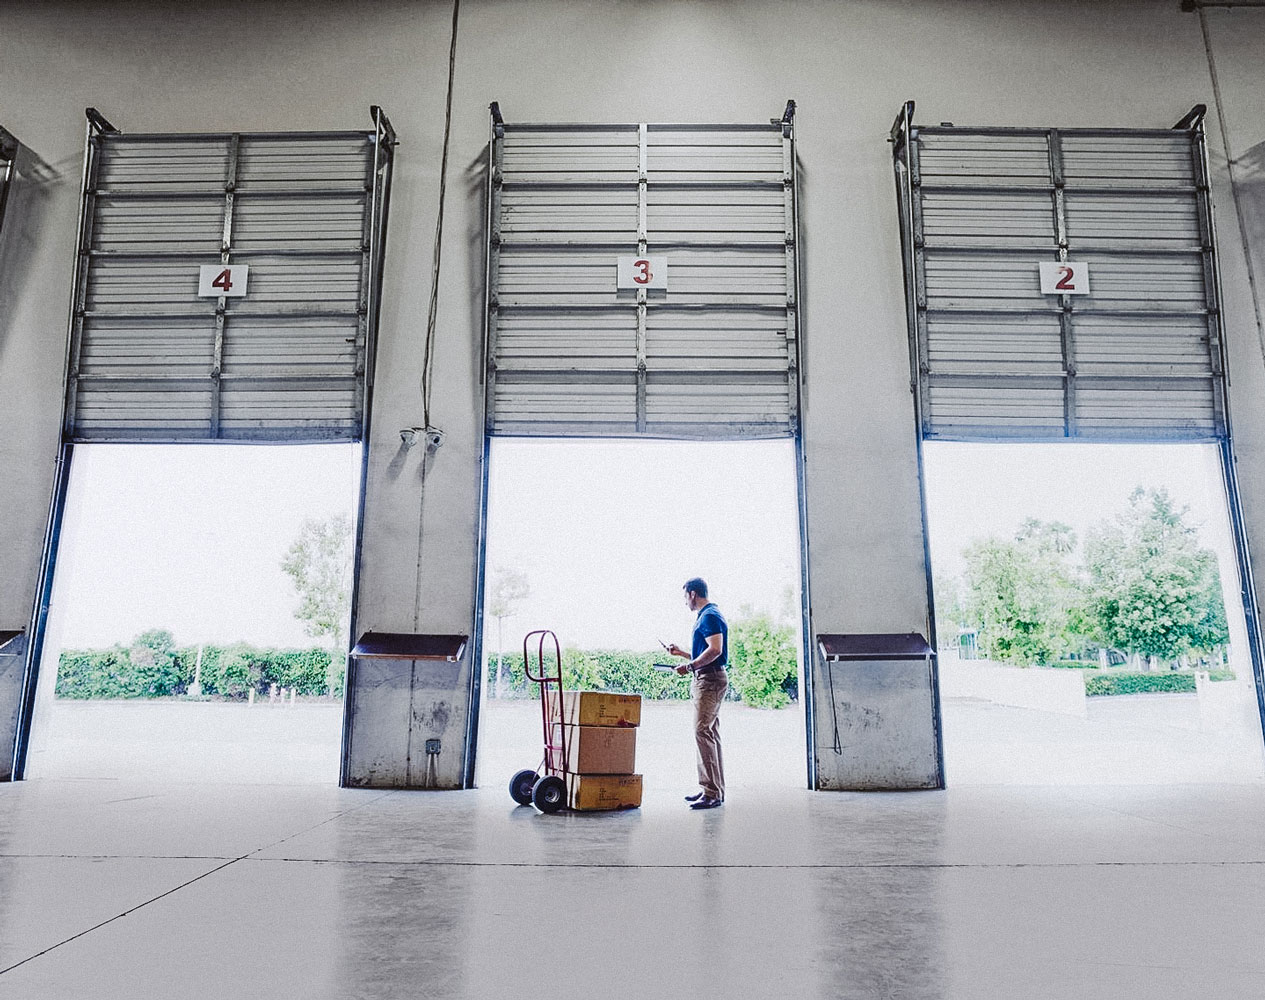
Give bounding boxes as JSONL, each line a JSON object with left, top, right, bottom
{"left": 488, "top": 649, "right": 692, "bottom": 702}
{"left": 488, "top": 631, "right": 798, "bottom": 709}
{"left": 1085, "top": 669, "right": 1235, "bottom": 697}
{"left": 56, "top": 635, "right": 343, "bottom": 701}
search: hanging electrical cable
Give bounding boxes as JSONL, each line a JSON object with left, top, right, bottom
{"left": 413, "top": 0, "right": 461, "bottom": 630}
{"left": 420, "top": 0, "right": 461, "bottom": 442}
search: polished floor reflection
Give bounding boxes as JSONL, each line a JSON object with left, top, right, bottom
{"left": 1, "top": 780, "right": 1264, "bottom": 998}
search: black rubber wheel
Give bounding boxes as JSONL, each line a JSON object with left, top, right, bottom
{"left": 509, "top": 769, "right": 539, "bottom": 806}
{"left": 532, "top": 775, "right": 567, "bottom": 813}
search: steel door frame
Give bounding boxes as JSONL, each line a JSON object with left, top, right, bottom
{"left": 10, "top": 108, "right": 395, "bottom": 782}
{"left": 890, "top": 100, "right": 1265, "bottom": 763}
{"left": 466, "top": 103, "right": 817, "bottom": 788}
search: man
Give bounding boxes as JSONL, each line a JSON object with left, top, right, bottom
{"left": 667, "top": 577, "right": 728, "bottom": 810}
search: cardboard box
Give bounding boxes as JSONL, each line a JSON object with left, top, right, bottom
{"left": 567, "top": 773, "right": 643, "bottom": 811}
{"left": 550, "top": 723, "right": 637, "bottom": 775}
{"left": 558, "top": 690, "right": 641, "bottom": 728}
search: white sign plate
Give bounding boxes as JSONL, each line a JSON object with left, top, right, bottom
{"left": 198, "top": 264, "right": 249, "bottom": 298}
{"left": 617, "top": 256, "right": 668, "bottom": 290}
{"left": 1038, "top": 260, "right": 1090, "bottom": 296}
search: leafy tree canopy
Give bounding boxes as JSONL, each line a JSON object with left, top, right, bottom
{"left": 947, "top": 488, "right": 1229, "bottom": 667}
{"left": 1083, "top": 487, "right": 1228, "bottom": 660}
{"left": 281, "top": 514, "right": 353, "bottom": 697}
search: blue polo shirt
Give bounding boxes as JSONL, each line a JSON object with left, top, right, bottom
{"left": 692, "top": 602, "right": 728, "bottom": 670}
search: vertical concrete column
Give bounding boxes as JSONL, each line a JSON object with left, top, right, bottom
{"left": 0, "top": 144, "right": 71, "bottom": 779}
{"left": 343, "top": 92, "right": 488, "bottom": 790}
{"left": 796, "top": 119, "right": 941, "bottom": 791}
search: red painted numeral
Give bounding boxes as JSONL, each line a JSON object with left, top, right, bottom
{"left": 1054, "top": 265, "right": 1076, "bottom": 291}
{"left": 212, "top": 268, "right": 234, "bottom": 292}
{"left": 633, "top": 259, "right": 652, "bottom": 284}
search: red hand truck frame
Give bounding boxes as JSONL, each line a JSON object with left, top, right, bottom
{"left": 508, "top": 629, "right": 570, "bottom": 812}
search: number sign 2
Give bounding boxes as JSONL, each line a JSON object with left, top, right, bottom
{"left": 198, "top": 264, "right": 249, "bottom": 298}
{"left": 616, "top": 255, "right": 668, "bottom": 290}
{"left": 1038, "top": 261, "right": 1090, "bottom": 296}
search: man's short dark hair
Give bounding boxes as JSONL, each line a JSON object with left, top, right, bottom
{"left": 683, "top": 577, "right": 708, "bottom": 599}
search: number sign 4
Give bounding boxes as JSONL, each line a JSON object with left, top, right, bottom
{"left": 198, "top": 264, "right": 249, "bottom": 298}
{"left": 1038, "top": 261, "right": 1090, "bottom": 296}
{"left": 616, "top": 255, "right": 668, "bottom": 290}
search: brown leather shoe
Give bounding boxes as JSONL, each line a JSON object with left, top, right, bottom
{"left": 690, "top": 796, "right": 723, "bottom": 810}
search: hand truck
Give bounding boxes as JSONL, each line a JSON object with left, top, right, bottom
{"left": 508, "top": 629, "right": 570, "bottom": 813}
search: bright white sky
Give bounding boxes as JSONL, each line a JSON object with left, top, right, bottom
{"left": 44, "top": 439, "right": 1244, "bottom": 656}
{"left": 46, "top": 444, "right": 362, "bottom": 651}
{"left": 483, "top": 439, "right": 801, "bottom": 651}
{"left": 922, "top": 441, "right": 1236, "bottom": 580}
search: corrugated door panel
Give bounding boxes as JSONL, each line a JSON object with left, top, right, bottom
{"left": 496, "top": 249, "right": 623, "bottom": 307}
{"left": 501, "top": 188, "right": 638, "bottom": 244}
{"left": 233, "top": 256, "right": 361, "bottom": 306}
{"left": 646, "top": 311, "right": 787, "bottom": 373}
{"left": 501, "top": 129, "right": 639, "bottom": 183}
{"left": 916, "top": 133, "right": 1050, "bottom": 186}
{"left": 492, "top": 377, "right": 637, "bottom": 435}
{"left": 75, "top": 388, "right": 214, "bottom": 440}
{"left": 91, "top": 199, "right": 223, "bottom": 253}
{"left": 1075, "top": 382, "right": 1216, "bottom": 438}
{"left": 646, "top": 186, "right": 785, "bottom": 245}
{"left": 495, "top": 310, "right": 636, "bottom": 372}
{"left": 904, "top": 122, "right": 1222, "bottom": 442}
{"left": 218, "top": 385, "right": 359, "bottom": 439}
{"left": 70, "top": 127, "right": 386, "bottom": 442}
{"left": 1060, "top": 135, "right": 1193, "bottom": 187}
{"left": 95, "top": 139, "right": 229, "bottom": 191}
{"left": 221, "top": 316, "right": 359, "bottom": 375}
{"left": 926, "top": 314, "right": 1063, "bottom": 373}
{"left": 921, "top": 192, "right": 1053, "bottom": 247}
{"left": 236, "top": 136, "right": 369, "bottom": 188}
{"left": 1074, "top": 315, "right": 1211, "bottom": 376}
{"left": 922, "top": 252, "right": 1053, "bottom": 310}
{"left": 1064, "top": 194, "right": 1201, "bottom": 250}
{"left": 85, "top": 259, "right": 212, "bottom": 311}
{"left": 646, "top": 129, "right": 783, "bottom": 183}
{"left": 646, "top": 379, "right": 792, "bottom": 435}
{"left": 655, "top": 248, "right": 786, "bottom": 305}
{"left": 78, "top": 317, "right": 213, "bottom": 376}
{"left": 489, "top": 119, "right": 796, "bottom": 438}
{"left": 1077, "top": 254, "right": 1206, "bottom": 311}
{"left": 927, "top": 381, "right": 1066, "bottom": 438}
{"left": 232, "top": 197, "right": 365, "bottom": 251}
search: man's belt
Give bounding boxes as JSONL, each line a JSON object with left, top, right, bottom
{"left": 695, "top": 663, "right": 727, "bottom": 676}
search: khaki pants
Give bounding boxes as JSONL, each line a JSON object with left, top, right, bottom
{"left": 693, "top": 670, "right": 728, "bottom": 800}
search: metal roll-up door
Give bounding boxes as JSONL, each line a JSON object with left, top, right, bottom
{"left": 485, "top": 103, "right": 800, "bottom": 439}
{"left": 63, "top": 108, "right": 395, "bottom": 442}
{"left": 891, "top": 103, "right": 1226, "bottom": 442}
{"left": 0, "top": 127, "right": 17, "bottom": 240}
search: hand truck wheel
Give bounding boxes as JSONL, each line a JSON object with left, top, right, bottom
{"left": 532, "top": 775, "right": 567, "bottom": 813}
{"left": 509, "top": 769, "right": 539, "bottom": 806}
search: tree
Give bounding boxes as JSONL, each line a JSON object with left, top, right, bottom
{"left": 959, "top": 519, "right": 1082, "bottom": 665}
{"left": 487, "top": 567, "right": 531, "bottom": 698}
{"left": 1083, "top": 487, "right": 1229, "bottom": 664}
{"left": 281, "top": 513, "right": 353, "bottom": 697}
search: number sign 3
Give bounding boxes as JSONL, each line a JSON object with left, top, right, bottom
{"left": 616, "top": 255, "right": 668, "bottom": 290}
{"left": 1038, "top": 261, "right": 1090, "bottom": 296}
{"left": 198, "top": 264, "right": 249, "bottom": 298}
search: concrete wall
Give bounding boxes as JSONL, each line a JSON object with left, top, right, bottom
{"left": 2, "top": 0, "right": 1264, "bottom": 788}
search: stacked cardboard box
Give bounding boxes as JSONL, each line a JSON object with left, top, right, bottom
{"left": 554, "top": 690, "right": 643, "bottom": 810}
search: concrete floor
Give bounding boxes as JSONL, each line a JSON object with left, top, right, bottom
{"left": 6, "top": 696, "right": 1265, "bottom": 998}
{"left": 2, "top": 778, "right": 1265, "bottom": 998}
{"left": 25, "top": 688, "right": 1265, "bottom": 788}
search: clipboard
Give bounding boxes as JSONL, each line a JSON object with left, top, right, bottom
{"left": 653, "top": 663, "right": 682, "bottom": 673}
